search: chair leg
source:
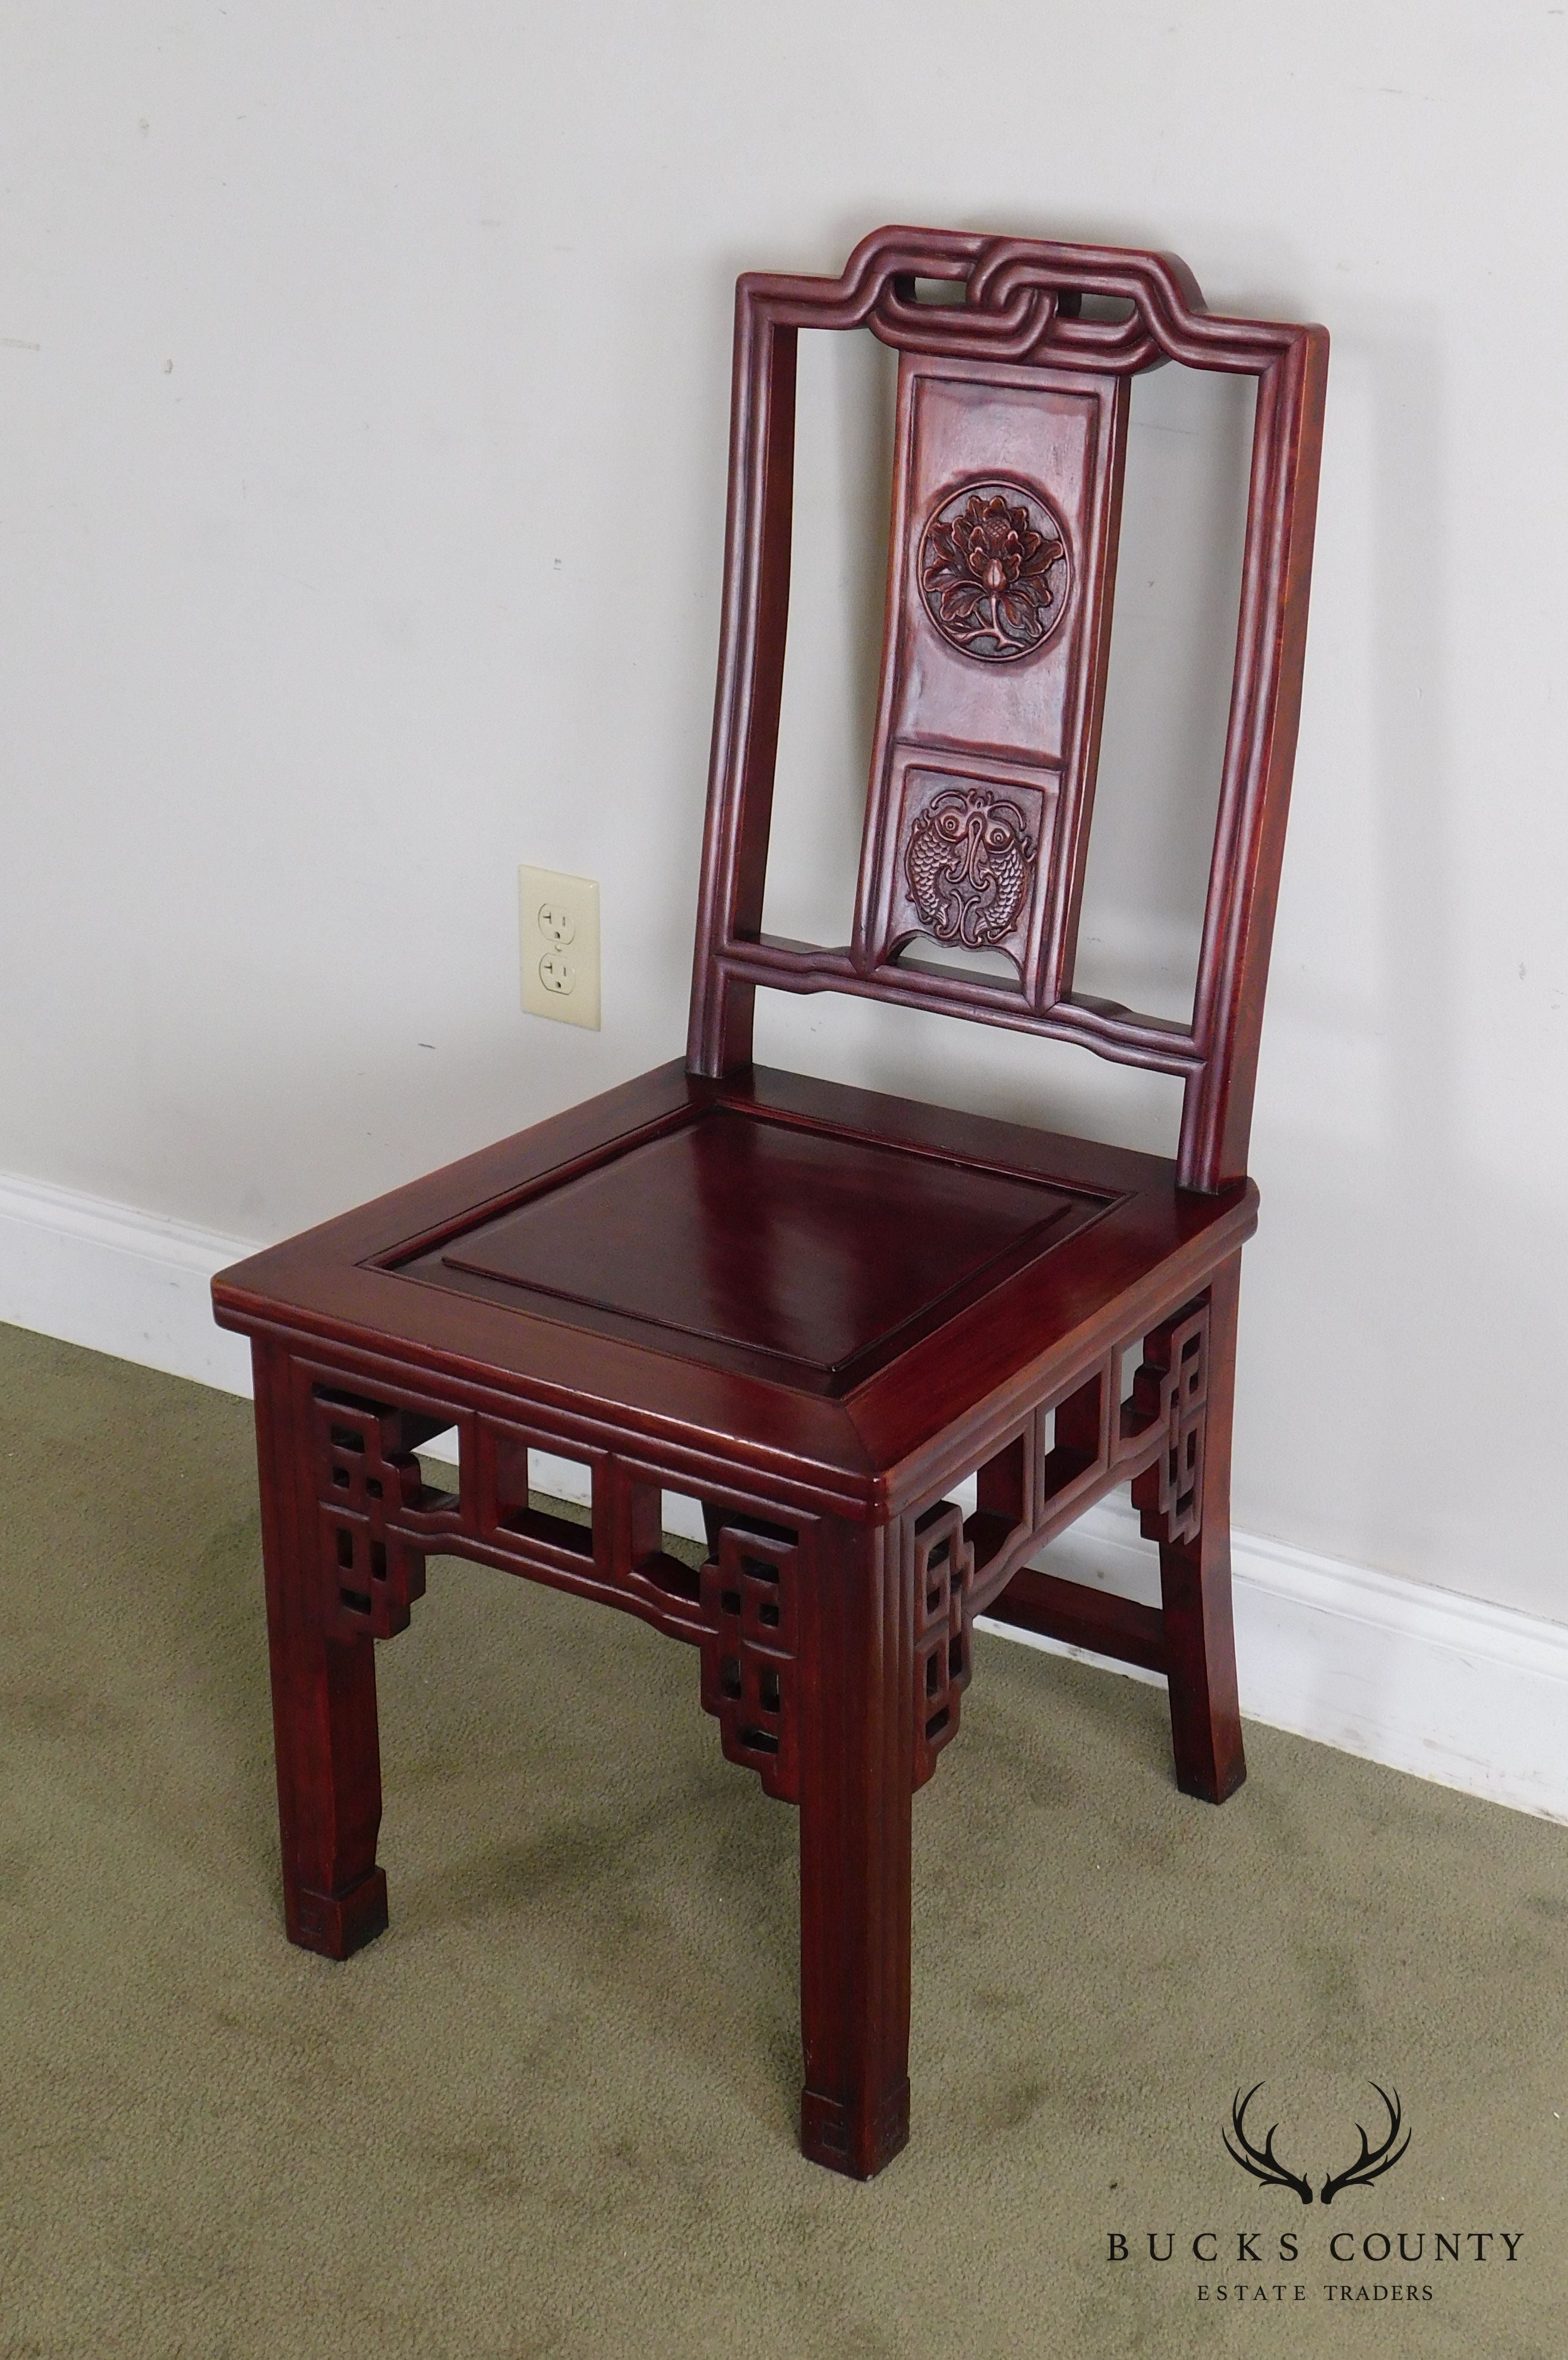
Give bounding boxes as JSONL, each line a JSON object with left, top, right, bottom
{"left": 252, "top": 1340, "right": 389, "bottom": 1959}
{"left": 1157, "top": 1259, "right": 1246, "bottom": 1805}
{"left": 796, "top": 1517, "right": 914, "bottom": 2179}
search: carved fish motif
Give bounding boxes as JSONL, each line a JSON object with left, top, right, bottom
{"left": 904, "top": 786, "right": 1036, "bottom": 949}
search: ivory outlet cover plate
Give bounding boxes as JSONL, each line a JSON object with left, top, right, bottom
{"left": 519, "top": 865, "right": 601, "bottom": 1029}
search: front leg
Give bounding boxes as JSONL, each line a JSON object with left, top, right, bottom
{"left": 1131, "top": 1260, "right": 1247, "bottom": 1804}
{"left": 252, "top": 1340, "right": 389, "bottom": 1958}
{"left": 796, "top": 1516, "right": 914, "bottom": 2179}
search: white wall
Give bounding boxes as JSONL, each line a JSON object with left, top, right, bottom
{"left": 2, "top": 4, "right": 1566, "bottom": 1621}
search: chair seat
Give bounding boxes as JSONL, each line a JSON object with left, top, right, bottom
{"left": 405, "top": 1098, "right": 1104, "bottom": 1381}
{"left": 215, "top": 1058, "right": 1254, "bottom": 1518}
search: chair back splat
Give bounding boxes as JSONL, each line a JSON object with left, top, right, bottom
{"left": 687, "top": 226, "right": 1327, "bottom": 1192}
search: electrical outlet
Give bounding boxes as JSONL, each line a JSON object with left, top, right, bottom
{"left": 519, "top": 865, "right": 600, "bottom": 1029}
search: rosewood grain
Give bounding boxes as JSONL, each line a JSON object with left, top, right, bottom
{"left": 214, "top": 226, "right": 1326, "bottom": 2179}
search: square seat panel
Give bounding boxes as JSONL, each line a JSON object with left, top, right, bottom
{"left": 397, "top": 1102, "right": 1105, "bottom": 1389}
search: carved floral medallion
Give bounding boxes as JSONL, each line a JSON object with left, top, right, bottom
{"left": 918, "top": 480, "right": 1069, "bottom": 662}
{"left": 904, "top": 785, "right": 1037, "bottom": 949}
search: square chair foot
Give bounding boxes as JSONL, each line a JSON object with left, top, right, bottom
{"left": 800, "top": 2079, "right": 911, "bottom": 2179}
{"left": 288, "top": 1867, "right": 389, "bottom": 1960}
{"left": 1176, "top": 1753, "right": 1247, "bottom": 1807}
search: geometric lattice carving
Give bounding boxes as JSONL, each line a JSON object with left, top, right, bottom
{"left": 311, "top": 1390, "right": 463, "bottom": 1640}
{"left": 911, "top": 1499, "right": 976, "bottom": 1788}
{"left": 1041, "top": 1367, "right": 1110, "bottom": 1514}
{"left": 1127, "top": 1304, "right": 1210, "bottom": 1548}
{"left": 698, "top": 1524, "right": 799, "bottom": 1802}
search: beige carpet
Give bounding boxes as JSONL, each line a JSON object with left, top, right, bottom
{"left": 1, "top": 1321, "right": 1564, "bottom": 2358}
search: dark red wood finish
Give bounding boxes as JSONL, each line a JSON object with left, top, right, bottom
{"left": 687, "top": 226, "right": 1327, "bottom": 1194}
{"left": 214, "top": 228, "right": 1326, "bottom": 2181}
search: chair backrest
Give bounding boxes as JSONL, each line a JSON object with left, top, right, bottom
{"left": 686, "top": 226, "right": 1327, "bottom": 1193}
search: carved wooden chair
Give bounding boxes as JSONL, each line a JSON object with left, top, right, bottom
{"left": 213, "top": 227, "right": 1326, "bottom": 2181}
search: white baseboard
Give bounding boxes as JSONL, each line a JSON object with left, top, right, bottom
{"left": 0, "top": 1169, "right": 255, "bottom": 1396}
{"left": 984, "top": 1499, "right": 1568, "bottom": 1827}
{"left": 4, "top": 1166, "right": 1566, "bottom": 1824}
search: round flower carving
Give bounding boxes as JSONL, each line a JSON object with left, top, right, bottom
{"left": 904, "top": 786, "right": 1036, "bottom": 950}
{"left": 919, "top": 480, "right": 1069, "bottom": 663}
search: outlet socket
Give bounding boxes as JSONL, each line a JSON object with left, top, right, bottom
{"left": 519, "top": 865, "right": 600, "bottom": 1029}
